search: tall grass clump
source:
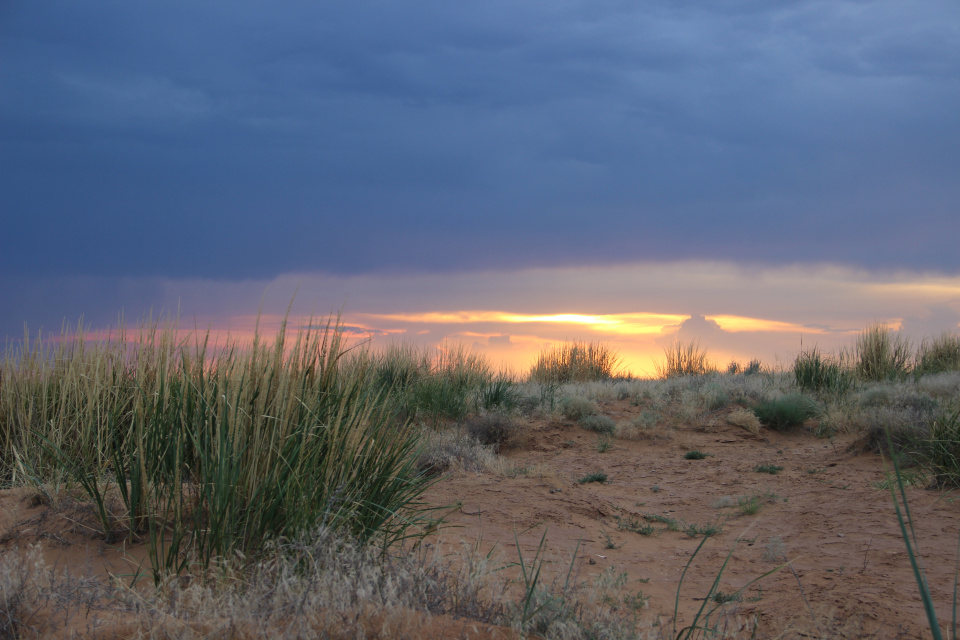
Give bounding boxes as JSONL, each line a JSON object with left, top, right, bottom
{"left": 856, "top": 323, "right": 911, "bottom": 381}
{"left": 1, "top": 317, "right": 437, "bottom": 581}
{"left": 916, "top": 333, "right": 960, "bottom": 376}
{"left": 529, "top": 341, "right": 621, "bottom": 384}
{"left": 364, "top": 343, "right": 494, "bottom": 426}
{"left": 656, "top": 340, "right": 713, "bottom": 379}
{"left": 913, "top": 408, "right": 960, "bottom": 488}
{"left": 793, "top": 347, "right": 853, "bottom": 395}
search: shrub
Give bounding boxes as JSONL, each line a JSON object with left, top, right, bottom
{"left": 529, "top": 341, "right": 621, "bottom": 383}
{"left": 579, "top": 414, "right": 616, "bottom": 435}
{"left": 753, "top": 394, "right": 821, "bottom": 431}
{"left": 464, "top": 413, "right": 522, "bottom": 453}
{"left": 684, "top": 450, "right": 711, "bottom": 460}
{"left": 754, "top": 463, "right": 783, "bottom": 475}
{"left": 560, "top": 396, "right": 597, "bottom": 420}
{"left": 578, "top": 471, "right": 608, "bottom": 484}
{"left": 701, "top": 385, "right": 729, "bottom": 411}
{"left": 859, "top": 387, "right": 893, "bottom": 408}
{"left": 656, "top": 340, "right": 713, "bottom": 378}
{"left": 743, "top": 359, "right": 763, "bottom": 375}
{"left": 793, "top": 347, "right": 852, "bottom": 395}
{"left": 855, "top": 322, "right": 911, "bottom": 381}
{"left": 417, "top": 429, "right": 496, "bottom": 476}
{"left": 916, "top": 333, "right": 960, "bottom": 375}
{"left": 727, "top": 359, "right": 762, "bottom": 375}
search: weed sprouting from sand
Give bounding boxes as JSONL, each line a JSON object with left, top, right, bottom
{"left": 754, "top": 463, "right": 784, "bottom": 475}
{"left": 616, "top": 514, "right": 658, "bottom": 536}
{"left": 578, "top": 471, "right": 608, "bottom": 484}
{"left": 595, "top": 435, "right": 613, "bottom": 453}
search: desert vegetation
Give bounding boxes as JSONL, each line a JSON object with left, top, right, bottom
{"left": 1, "top": 319, "right": 959, "bottom": 638}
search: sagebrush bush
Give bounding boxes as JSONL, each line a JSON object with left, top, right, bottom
{"left": 701, "top": 384, "right": 730, "bottom": 411}
{"left": 464, "top": 413, "right": 523, "bottom": 452}
{"left": 859, "top": 386, "right": 893, "bottom": 408}
{"left": 560, "top": 396, "right": 597, "bottom": 420}
{"left": 753, "top": 394, "right": 821, "bottom": 431}
{"left": 417, "top": 429, "right": 496, "bottom": 476}
{"left": 579, "top": 414, "right": 616, "bottom": 435}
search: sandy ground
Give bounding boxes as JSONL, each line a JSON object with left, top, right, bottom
{"left": 423, "top": 399, "right": 960, "bottom": 639}
{"left": 1, "top": 398, "right": 957, "bottom": 638}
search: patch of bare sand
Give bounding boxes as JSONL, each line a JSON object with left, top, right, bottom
{"left": 423, "top": 398, "right": 960, "bottom": 639}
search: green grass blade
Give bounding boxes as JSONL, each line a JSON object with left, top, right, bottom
{"left": 886, "top": 430, "right": 943, "bottom": 640}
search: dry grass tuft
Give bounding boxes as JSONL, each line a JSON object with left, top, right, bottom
{"left": 656, "top": 340, "right": 714, "bottom": 379}
{"left": 726, "top": 408, "right": 761, "bottom": 435}
{"left": 529, "top": 341, "right": 622, "bottom": 384}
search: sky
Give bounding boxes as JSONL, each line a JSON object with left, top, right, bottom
{"left": 2, "top": 1, "right": 959, "bottom": 375}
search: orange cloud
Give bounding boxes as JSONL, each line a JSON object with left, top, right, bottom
{"left": 705, "top": 315, "right": 828, "bottom": 334}
{"left": 355, "top": 310, "right": 687, "bottom": 336}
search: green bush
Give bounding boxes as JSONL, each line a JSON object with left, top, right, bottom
{"left": 754, "top": 463, "right": 784, "bottom": 475}
{"left": 753, "top": 394, "right": 821, "bottom": 431}
{"left": 915, "top": 333, "right": 960, "bottom": 375}
{"left": 855, "top": 323, "right": 911, "bottom": 381}
{"left": 579, "top": 414, "right": 616, "bottom": 435}
{"left": 578, "top": 471, "right": 608, "bottom": 484}
{"left": 793, "top": 347, "right": 853, "bottom": 395}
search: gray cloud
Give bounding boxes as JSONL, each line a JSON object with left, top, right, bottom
{"left": 1, "top": 0, "right": 959, "bottom": 282}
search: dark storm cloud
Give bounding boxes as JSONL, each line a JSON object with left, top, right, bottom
{"left": 2, "top": 0, "right": 959, "bottom": 279}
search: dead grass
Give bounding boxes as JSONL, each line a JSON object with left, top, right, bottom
{"left": 726, "top": 409, "right": 761, "bottom": 435}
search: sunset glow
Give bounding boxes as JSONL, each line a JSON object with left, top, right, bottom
{"left": 15, "top": 261, "right": 958, "bottom": 379}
